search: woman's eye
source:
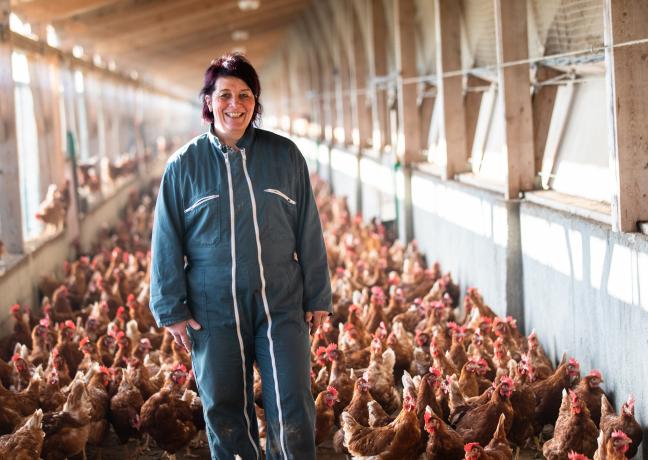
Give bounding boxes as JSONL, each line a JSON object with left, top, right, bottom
{"left": 219, "top": 93, "right": 231, "bottom": 100}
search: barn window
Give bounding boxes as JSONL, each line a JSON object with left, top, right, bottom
{"left": 12, "top": 51, "right": 43, "bottom": 241}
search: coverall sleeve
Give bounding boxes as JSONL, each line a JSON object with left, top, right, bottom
{"left": 149, "top": 161, "right": 192, "bottom": 327}
{"left": 295, "top": 151, "right": 332, "bottom": 313}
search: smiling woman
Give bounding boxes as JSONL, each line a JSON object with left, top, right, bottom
{"left": 149, "top": 53, "right": 332, "bottom": 460}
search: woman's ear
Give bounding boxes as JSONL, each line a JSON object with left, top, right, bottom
{"left": 204, "top": 95, "right": 212, "bottom": 112}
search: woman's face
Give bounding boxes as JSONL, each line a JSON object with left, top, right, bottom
{"left": 206, "top": 76, "right": 255, "bottom": 146}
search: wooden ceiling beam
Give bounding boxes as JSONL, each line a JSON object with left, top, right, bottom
{"left": 103, "top": 5, "right": 301, "bottom": 58}
{"left": 10, "top": 0, "right": 123, "bottom": 23}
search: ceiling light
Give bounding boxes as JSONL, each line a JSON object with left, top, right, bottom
{"left": 238, "top": 0, "right": 260, "bottom": 11}
{"left": 93, "top": 54, "right": 104, "bottom": 67}
{"left": 108, "top": 60, "right": 117, "bottom": 72}
{"left": 130, "top": 71, "right": 139, "bottom": 80}
{"left": 72, "top": 45, "right": 84, "bottom": 58}
{"left": 231, "top": 30, "right": 249, "bottom": 41}
{"left": 231, "top": 46, "right": 247, "bottom": 55}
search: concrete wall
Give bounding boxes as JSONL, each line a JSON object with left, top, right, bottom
{"left": 520, "top": 201, "right": 648, "bottom": 458}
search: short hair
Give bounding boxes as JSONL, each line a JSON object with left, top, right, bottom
{"left": 199, "top": 53, "right": 263, "bottom": 126}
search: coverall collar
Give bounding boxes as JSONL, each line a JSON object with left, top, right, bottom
{"left": 208, "top": 124, "right": 256, "bottom": 154}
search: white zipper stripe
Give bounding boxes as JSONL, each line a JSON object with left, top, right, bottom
{"left": 241, "top": 148, "right": 289, "bottom": 460}
{"left": 223, "top": 152, "right": 260, "bottom": 459}
{"left": 184, "top": 194, "right": 219, "bottom": 213}
{"left": 264, "top": 188, "right": 296, "bottom": 205}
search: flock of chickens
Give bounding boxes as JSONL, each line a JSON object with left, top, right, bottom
{"left": 0, "top": 173, "right": 643, "bottom": 460}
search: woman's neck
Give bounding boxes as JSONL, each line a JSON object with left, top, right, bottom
{"left": 212, "top": 126, "right": 241, "bottom": 149}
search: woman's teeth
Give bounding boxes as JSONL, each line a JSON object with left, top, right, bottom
{"left": 226, "top": 112, "right": 244, "bottom": 118}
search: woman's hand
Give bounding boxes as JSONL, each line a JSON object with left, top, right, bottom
{"left": 304, "top": 310, "right": 329, "bottom": 334}
{"left": 166, "top": 318, "right": 202, "bottom": 353}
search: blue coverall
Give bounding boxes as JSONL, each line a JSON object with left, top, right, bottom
{"left": 149, "top": 126, "right": 332, "bottom": 460}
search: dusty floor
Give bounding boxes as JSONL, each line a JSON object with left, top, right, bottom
{"left": 83, "top": 430, "right": 541, "bottom": 459}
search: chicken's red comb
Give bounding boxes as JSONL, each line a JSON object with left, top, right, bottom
{"left": 500, "top": 376, "right": 514, "bottom": 388}
{"left": 567, "top": 452, "right": 589, "bottom": 460}
{"left": 428, "top": 367, "right": 442, "bottom": 378}
{"left": 326, "top": 386, "right": 338, "bottom": 397}
{"left": 173, "top": 363, "right": 187, "bottom": 373}
{"left": 447, "top": 321, "right": 458, "bottom": 331}
{"left": 464, "top": 442, "right": 481, "bottom": 453}
{"left": 79, "top": 337, "right": 90, "bottom": 348}
{"left": 569, "top": 389, "right": 579, "bottom": 401}
{"left": 52, "top": 348, "right": 60, "bottom": 358}
{"left": 423, "top": 406, "right": 434, "bottom": 423}
{"left": 588, "top": 369, "right": 602, "bottom": 379}
{"left": 10, "top": 303, "right": 21, "bottom": 314}
{"left": 315, "top": 346, "right": 327, "bottom": 356}
{"left": 611, "top": 430, "right": 631, "bottom": 442}
{"left": 98, "top": 365, "right": 111, "bottom": 375}
{"left": 64, "top": 320, "right": 76, "bottom": 330}
{"left": 343, "top": 322, "right": 355, "bottom": 332}
{"left": 116, "top": 306, "right": 126, "bottom": 316}
{"left": 11, "top": 353, "right": 22, "bottom": 362}
{"left": 325, "top": 343, "right": 337, "bottom": 353}
{"left": 127, "top": 294, "right": 136, "bottom": 303}
{"left": 39, "top": 317, "right": 51, "bottom": 328}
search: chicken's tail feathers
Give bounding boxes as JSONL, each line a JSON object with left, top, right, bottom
{"left": 492, "top": 412, "right": 508, "bottom": 444}
{"left": 27, "top": 408, "right": 44, "bottom": 430}
{"left": 600, "top": 393, "right": 615, "bottom": 419}
{"left": 559, "top": 352, "right": 567, "bottom": 366}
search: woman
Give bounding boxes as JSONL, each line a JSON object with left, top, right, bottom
{"left": 149, "top": 53, "right": 331, "bottom": 460}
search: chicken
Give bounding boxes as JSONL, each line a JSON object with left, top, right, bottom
{"left": 593, "top": 430, "right": 633, "bottom": 460}
{"left": 35, "top": 184, "right": 67, "bottom": 231}
{"left": 448, "top": 323, "right": 470, "bottom": 373}
{"left": 455, "top": 377, "right": 515, "bottom": 447}
{"left": 0, "top": 370, "right": 40, "bottom": 420}
{"left": 459, "top": 358, "right": 491, "bottom": 398}
{"left": 364, "top": 340, "right": 401, "bottom": 414}
{"left": 0, "top": 409, "right": 45, "bottom": 460}
{"left": 39, "top": 367, "right": 66, "bottom": 412}
{"left": 386, "top": 321, "right": 414, "bottom": 380}
{"left": 41, "top": 377, "right": 92, "bottom": 460}
{"left": 50, "top": 286, "right": 75, "bottom": 324}
{"left": 341, "top": 385, "right": 421, "bottom": 459}
{"left": 463, "top": 413, "right": 513, "bottom": 460}
{"left": 326, "top": 344, "right": 354, "bottom": 417}
{"left": 314, "top": 386, "right": 339, "bottom": 445}
{"left": 508, "top": 357, "right": 536, "bottom": 447}
{"left": 84, "top": 364, "right": 111, "bottom": 450}
{"left": 542, "top": 390, "right": 598, "bottom": 460}
{"left": 416, "top": 367, "right": 445, "bottom": 423}
{"left": 575, "top": 370, "right": 605, "bottom": 427}
{"left": 0, "top": 304, "right": 31, "bottom": 361}
{"left": 599, "top": 395, "right": 643, "bottom": 459}
{"left": 424, "top": 405, "right": 464, "bottom": 460}
{"left": 530, "top": 356, "right": 581, "bottom": 431}
{"left": 368, "top": 399, "right": 393, "bottom": 427}
{"left": 140, "top": 364, "right": 197, "bottom": 456}
{"left": 526, "top": 329, "right": 553, "bottom": 380}
{"left": 343, "top": 373, "right": 374, "bottom": 426}
{"left": 109, "top": 366, "right": 144, "bottom": 444}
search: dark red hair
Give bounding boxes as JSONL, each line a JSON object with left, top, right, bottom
{"left": 199, "top": 53, "right": 263, "bottom": 126}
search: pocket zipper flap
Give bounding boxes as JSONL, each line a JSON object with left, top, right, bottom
{"left": 264, "top": 188, "right": 296, "bottom": 205}
{"left": 184, "top": 194, "right": 219, "bottom": 213}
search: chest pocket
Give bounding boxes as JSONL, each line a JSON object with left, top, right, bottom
{"left": 184, "top": 192, "right": 220, "bottom": 247}
{"left": 263, "top": 188, "right": 297, "bottom": 242}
